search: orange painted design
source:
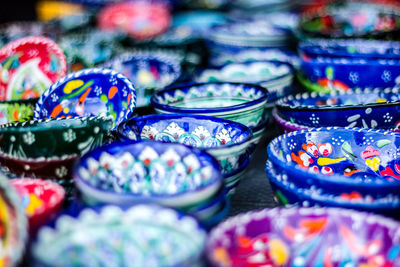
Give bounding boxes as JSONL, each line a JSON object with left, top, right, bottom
{"left": 340, "top": 192, "right": 363, "bottom": 200}
{"left": 340, "top": 225, "right": 382, "bottom": 257}
{"left": 284, "top": 217, "right": 328, "bottom": 241}
{"left": 76, "top": 87, "right": 92, "bottom": 116}
{"left": 127, "top": 92, "right": 131, "bottom": 105}
{"left": 108, "top": 86, "right": 118, "bottom": 99}
{"left": 50, "top": 104, "right": 63, "bottom": 118}
{"left": 12, "top": 110, "right": 18, "bottom": 121}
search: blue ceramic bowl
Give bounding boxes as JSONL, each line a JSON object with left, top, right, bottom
{"left": 300, "top": 39, "right": 400, "bottom": 60}
{"left": 267, "top": 127, "right": 400, "bottom": 198}
{"left": 276, "top": 88, "right": 400, "bottom": 129}
{"left": 266, "top": 160, "right": 400, "bottom": 218}
{"left": 299, "top": 54, "right": 400, "bottom": 92}
{"left": 32, "top": 205, "right": 207, "bottom": 267}
{"left": 34, "top": 68, "right": 136, "bottom": 129}
{"left": 195, "top": 61, "right": 294, "bottom": 104}
{"left": 102, "top": 50, "right": 183, "bottom": 108}
{"left": 151, "top": 82, "right": 268, "bottom": 128}
{"left": 116, "top": 114, "right": 253, "bottom": 176}
{"left": 74, "top": 140, "right": 222, "bottom": 208}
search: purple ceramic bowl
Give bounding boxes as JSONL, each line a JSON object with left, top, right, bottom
{"left": 272, "top": 108, "right": 310, "bottom": 134}
{"left": 207, "top": 207, "right": 400, "bottom": 266}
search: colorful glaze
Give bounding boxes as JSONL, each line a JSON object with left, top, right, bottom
{"left": 0, "top": 98, "right": 37, "bottom": 125}
{"left": 74, "top": 141, "right": 222, "bottom": 208}
{"left": 300, "top": 2, "right": 400, "bottom": 39}
{"left": 33, "top": 68, "right": 136, "bottom": 129}
{"left": 11, "top": 179, "right": 65, "bottom": 232}
{"left": 277, "top": 88, "right": 400, "bottom": 129}
{"left": 272, "top": 108, "right": 310, "bottom": 134}
{"left": 266, "top": 160, "right": 400, "bottom": 217}
{"left": 102, "top": 50, "right": 182, "bottom": 107}
{"left": 207, "top": 207, "right": 400, "bottom": 266}
{"left": 98, "top": 1, "right": 171, "bottom": 40}
{"left": 300, "top": 39, "right": 400, "bottom": 60}
{"left": 117, "top": 114, "right": 253, "bottom": 176}
{"left": 33, "top": 205, "right": 206, "bottom": 267}
{"left": 0, "top": 116, "right": 113, "bottom": 158}
{"left": 0, "top": 173, "right": 27, "bottom": 267}
{"left": 151, "top": 82, "right": 268, "bottom": 128}
{"left": 267, "top": 127, "right": 400, "bottom": 198}
{"left": 196, "top": 61, "right": 294, "bottom": 103}
{"left": 299, "top": 53, "right": 400, "bottom": 92}
{"left": 0, "top": 36, "right": 67, "bottom": 100}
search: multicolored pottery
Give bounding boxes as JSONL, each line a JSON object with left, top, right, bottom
{"left": 0, "top": 36, "right": 67, "bottom": 100}
{"left": 207, "top": 207, "right": 400, "bottom": 266}
{"left": 98, "top": 1, "right": 171, "bottom": 40}
{"left": 268, "top": 127, "right": 400, "bottom": 198}
{"left": 102, "top": 50, "right": 182, "bottom": 107}
{"left": 0, "top": 116, "right": 113, "bottom": 158}
{"left": 0, "top": 98, "right": 37, "bottom": 125}
{"left": 266, "top": 160, "right": 400, "bottom": 217}
{"left": 33, "top": 205, "right": 206, "bottom": 267}
{"left": 117, "top": 114, "right": 253, "bottom": 175}
{"left": 276, "top": 88, "right": 400, "bottom": 129}
{"left": 11, "top": 178, "right": 65, "bottom": 232}
{"left": 151, "top": 82, "right": 268, "bottom": 128}
{"left": 0, "top": 173, "right": 27, "bottom": 267}
{"left": 34, "top": 68, "right": 136, "bottom": 129}
{"left": 74, "top": 141, "right": 222, "bottom": 208}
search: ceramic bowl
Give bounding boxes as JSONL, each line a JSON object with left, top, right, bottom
{"left": 0, "top": 98, "right": 37, "bottom": 125}
{"left": 299, "top": 1, "right": 400, "bottom": 39}
{"left": 102, "top": 50, "right": 183, "bottom": 108}
{"left": 300, "top": 39, "right": 400, "bottom": 60}
{"left": 0, "top": 36, "right": 67, "bottom": 101}
{"left": 299, "top": 53, "right": 400, "bottom": 92}
{"left": 33, "top": 68, "right": 137, "bottom": 129}
{"left": 195, "top": 61, "right": 294, "bottom": 103}
{"left": 33, "top": 205, "right": 206, "bottom": 267}
{"left": 151, "top": 82, "right": 268, "bottom": 128}
{"left": 171, "top": 11, "right": 227, "bottom": 36}
{"left": 98, "top": 1, "right": 171, "bottom": 40}
{"left": 224, "top": 155, "right": 251, "bottom": 195}
{"left": 272, "top": 107, "right": 310, "bottom": 134}
{"left": 207, "top": 207, "right": 400, "bottom": 266}
{"left": 276, "top": 88, "right": 400, "bottom": 129}
{"left": 267, "top": 127, "right": 400, "bottom": 197}
{"left": 0, "top": 116, "right": 113, "bottom": 158}
{"left": 0, "top": 174, "right": 28, "bottom": 266}
{"left": 74, "top": 140, "right": 223, "bottom": 208}
{"left": 11, "top": 178, "right": 65, "bottom": 232}
{"left": 266, "top": 160, "right": 400, "bottom": 217}
{"left": 116, "top": 114, "right": 253, "bottom": 176}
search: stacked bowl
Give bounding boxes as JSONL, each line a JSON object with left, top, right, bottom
{"left": 274, "top": 88, "right": 400, "bottom": 133}
{"left": 267, "top": 127, "right": 400, "bottom": 218}
{"left": 74, "top": 140, "right": 229, "bottom": 228}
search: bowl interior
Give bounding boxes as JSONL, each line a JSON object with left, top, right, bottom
{"left": 118, "top": 115, "right": 252, "bottom": 148}
{"left": 76, "top": 141, "right": 220, "bottom": 196}
{"left": 208, "top": 207, "right": 400, "bottom": 266}
{"left": 270, "top": 128, "right": 400, "bottom": 183}
{"left": 34, "top": 69, "right": 135, "bottom": 127}
{"left": 153, "top": 83, "right": 267, "bottom": 110}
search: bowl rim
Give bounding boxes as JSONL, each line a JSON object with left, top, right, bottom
{"left": 116, "top": 113, "right": 253, "bottom": 151}
{"left": 266, "top": 159, "right": 400, "bottom": 209}
{"left": 73, "top": 140, "right": 223, "bottom": 200}
{"left": 272, "top": 107, "right": 310, "bottom": 131}
{"left": 276, "top": 87, "right": 400, "bottom": 112}
{"left": 301, "top": 53, "right": 400, "bottom": 65}
{"left": 150, "top": 82, "right": 268, "bottom": 114}
{"left": 267, "top": 126, "right": 400, "bottom": 189}
{"left": 33, "top": 68, "right": 137, "bottom": 127}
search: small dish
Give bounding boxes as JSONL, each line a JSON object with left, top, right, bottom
{"left": 0, "top": 116, "right": 113, "bottom": 158}
{"left": 267, "top": 127, "right": 400, "bottom": 197}
{"left": 0, "top": 98, "right": 37, "bottom": 125}
{"left": 0, "top": 36, "right": 67, "bottom": 100}
{"left": 98, "top": 1, "right": 171, "bottom": 40}
{"left": 33, "top": 205, "right": 206, "bottom": 267}
{"left": 151, "top": 82, "right": 268, "bottom": 128}
{"left": 33, "top": 68, "right": 136, "bottom": 129}
{"left": 74, "top": 140, "right": 222, "bottom": 208}
{"left": 276, "top": 88, "right": 400, "bottom": 129}
{"left": 102, "top": 50, "right": 182, "bottom": 107}
{"left": 116, "top": 114, "right": 253, "bottom": 176}
{"left": 11, "top": 178, "right": 65, "bottom": 232}
{"left": 207, "top": 206, "right": 400, "bottom": 266}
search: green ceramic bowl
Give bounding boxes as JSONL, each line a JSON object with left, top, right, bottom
{"left": 0, "top": 98, "right": 37, "bottom": 125}
{"left": 0, "top": 116, "right": 113, "bottom": 159}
